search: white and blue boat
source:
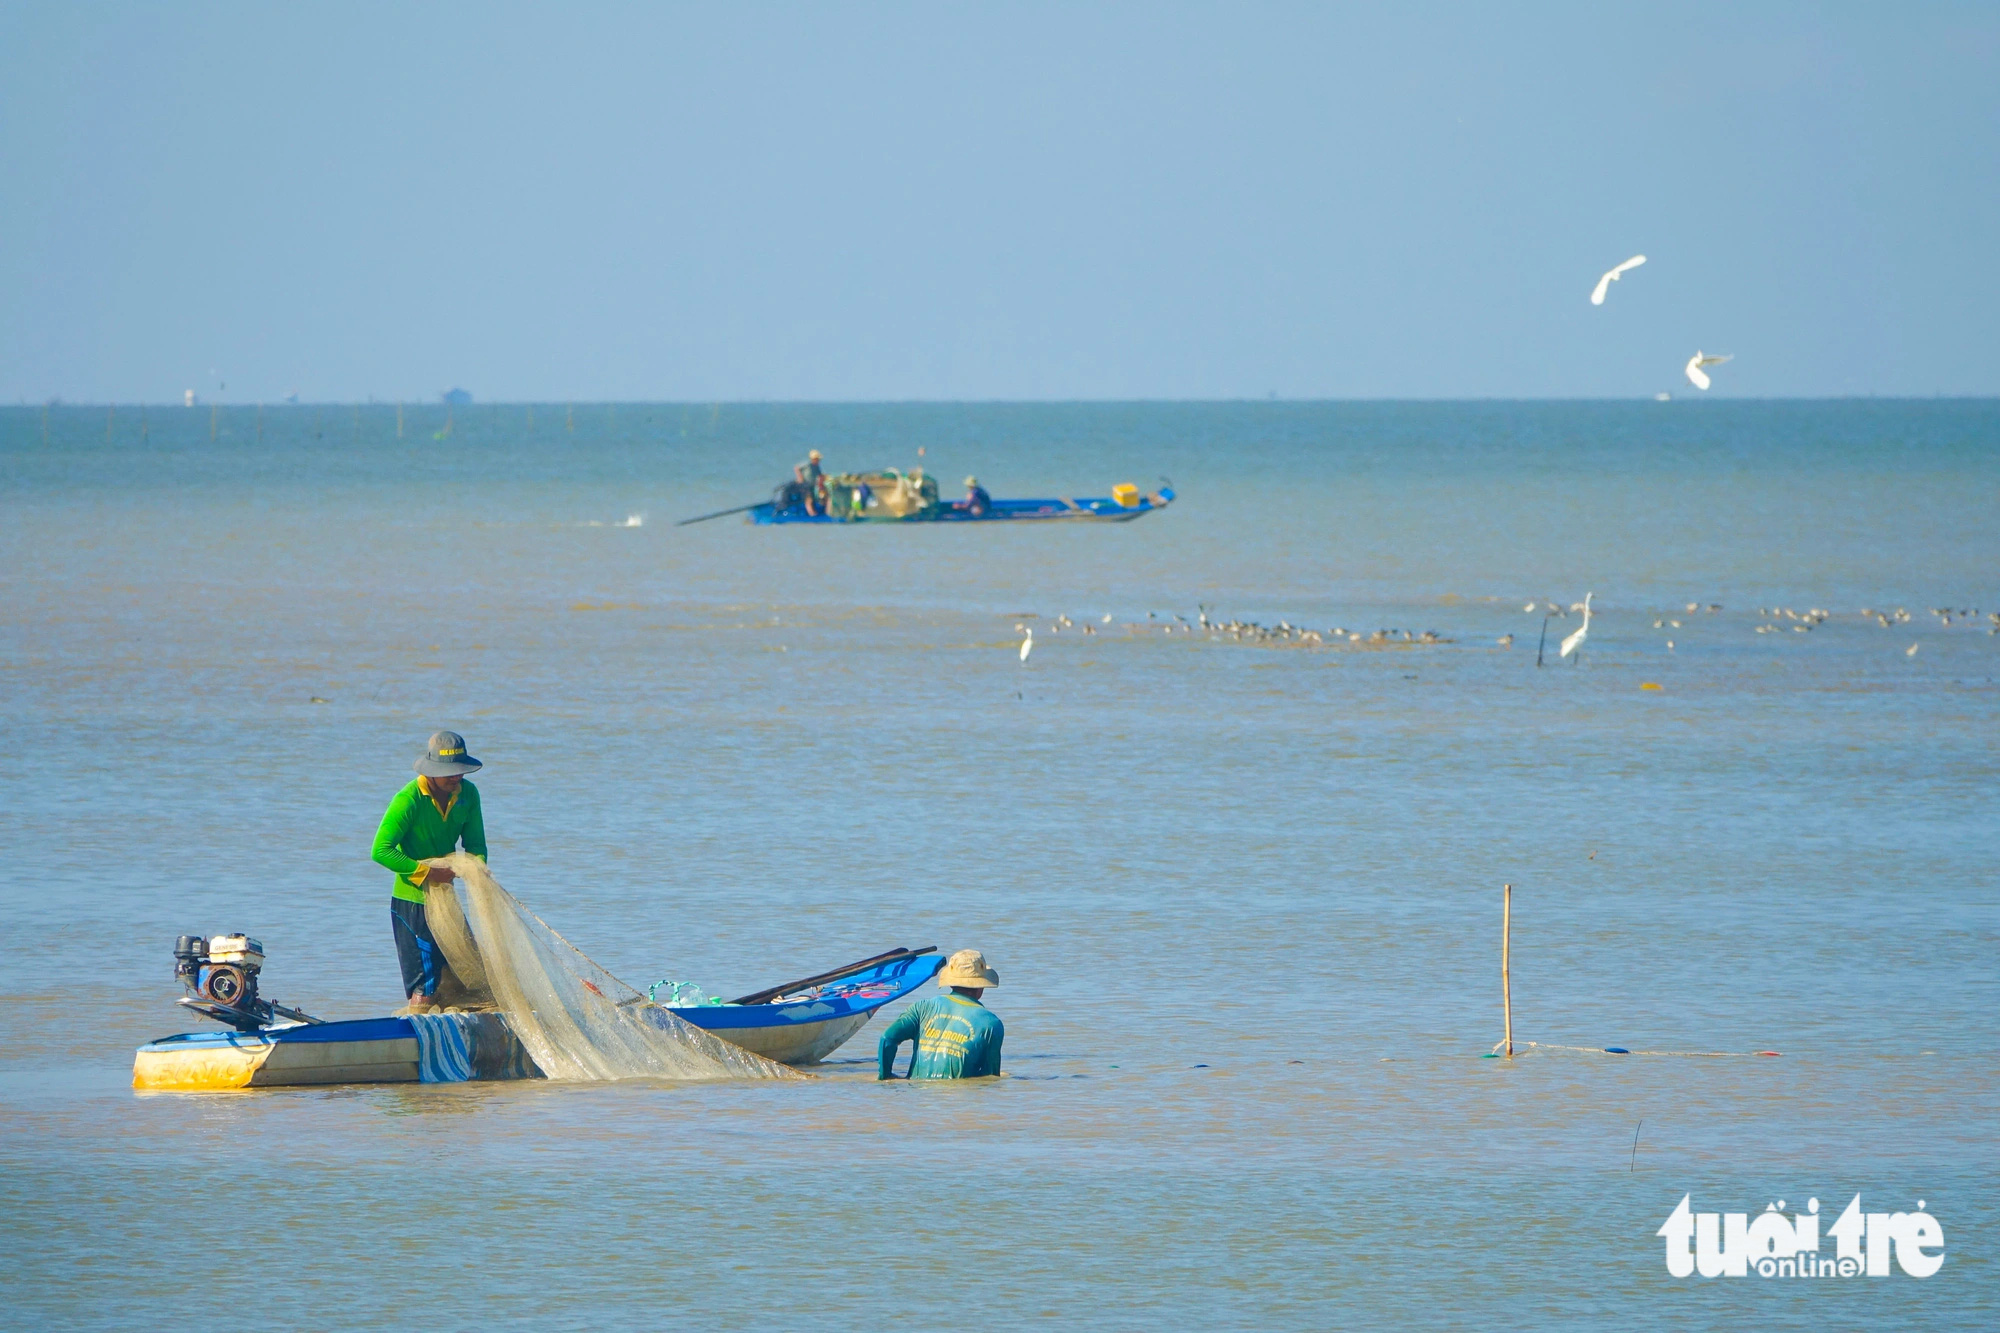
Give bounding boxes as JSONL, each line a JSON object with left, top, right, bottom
{"left": 748, "top": 488, "right": 1175, "bottom": 524}
{"left": 679, "top": 473, "right": 1175, "bottom": 526}
{"left": 666, "top": 947, "right": 945, "bottom": 1065}
{"left": 133, "top": 947, "right": 942, "bottom": 1089}
{"left": 132, "top": 1013, "right": 537, "bottom": 1090}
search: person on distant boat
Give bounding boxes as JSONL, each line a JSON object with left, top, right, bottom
{"left": 794, "top": 449, "right": 826, "bottom": 516}
{"left": 959, "top": 475, "right": 992, "bottom": 518}
{"left": 370, "top": 731, "right": 487, "bottom": 1014}
{"left": 877, "top": 949, "right": 1004, "bottom": 1080}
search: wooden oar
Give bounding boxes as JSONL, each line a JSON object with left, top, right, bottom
{"left": 675, "top": 501, "right": 764, "bottom": 527}
{"left": 730, "top": 946, "right": 937, "bottom": 1006}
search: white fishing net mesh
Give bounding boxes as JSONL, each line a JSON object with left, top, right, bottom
{"left": 419, "top": 852, "right": 804, "bottom": 1082}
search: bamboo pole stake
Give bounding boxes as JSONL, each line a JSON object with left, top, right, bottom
{"left": 1502, "top": 882, "right": 1514, "bottom": 1057}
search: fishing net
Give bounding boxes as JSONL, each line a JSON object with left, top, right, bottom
{"left": 418, "top": 852, "right": 804, "bottom": 1082}
{"left": 827, "top": 469, "right": 940, "bottom": 518}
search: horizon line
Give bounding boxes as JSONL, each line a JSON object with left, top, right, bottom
{"left": 9, "top": 394, "right": 2000, "bottom": 409}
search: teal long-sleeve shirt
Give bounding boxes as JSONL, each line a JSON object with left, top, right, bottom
{"left": 877, "top": 993, "right": 1004, "bottom": 1079}
{"left": 372, "top": 777, "right": 487, "bottom": 903}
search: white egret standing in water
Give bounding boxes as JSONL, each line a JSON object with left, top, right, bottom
{"left": 1020, "top": 628, "right": 1033, "bottom": 663}
{"left": 1560, "top": 593, "right": 1593, "bottom": 661}
{"left": 1590, "top": 255, "right": 1646, "bottom": 305}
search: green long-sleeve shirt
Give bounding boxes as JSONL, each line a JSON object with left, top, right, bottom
{"left": 372, "top": 777, "right": 487, "bottom": 903}
{"left": 877, "top": 993, "right": 1004, "bottom": 1080}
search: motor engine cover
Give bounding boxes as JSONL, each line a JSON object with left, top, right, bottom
{"left": 206, "top": 935, "right": 265, "bottom": 966}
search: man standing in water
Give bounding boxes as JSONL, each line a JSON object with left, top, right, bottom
{"left": 371, "top": 731, "right": 487, "bottom": 1013}
{"left": 878, "top": 949, "right": 1004, "bottom": 1079}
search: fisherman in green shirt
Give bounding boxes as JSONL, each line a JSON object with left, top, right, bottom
{"left": 371, "top": 731, "right": 487, "bottom": 1013}
{"left": 878, "top": 949, "right": 1004, "bottom": 1080}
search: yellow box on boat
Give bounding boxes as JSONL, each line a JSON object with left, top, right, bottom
{"left": 1111, "top": 483, "right": 1141, "bottom": 508}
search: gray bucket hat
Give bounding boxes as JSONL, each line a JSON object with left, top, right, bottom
{"left": 415, "top": 730, "right": 482, "bottom": 777}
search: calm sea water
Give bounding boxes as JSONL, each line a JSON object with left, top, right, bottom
{"left": 1, "top": 401, "right": 1994, "bottom": 1328}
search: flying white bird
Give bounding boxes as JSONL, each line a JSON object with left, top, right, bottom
{"left": 1590, "top": 255, "right": 1646, "bottom": 305}
{"left": 1020, "top": 628, "right": 1033, "bottom": 663}
{"left": 1560, "top": 593, "right": 1593, "bottom": 660}
{"left": 1685, "top": 351, "right": 1732, "bottom": 390}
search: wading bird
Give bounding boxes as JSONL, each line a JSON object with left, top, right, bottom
{"left": 1561, "top": 593, "right": 1594, "bottom": 661}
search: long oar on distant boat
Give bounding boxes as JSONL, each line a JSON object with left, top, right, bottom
{"left": 675, "top": 501, "right": 764, "bottom": 526}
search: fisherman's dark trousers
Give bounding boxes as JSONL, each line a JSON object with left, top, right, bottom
{"left": 390, "top": 897, "right": 443, "bottom": 998}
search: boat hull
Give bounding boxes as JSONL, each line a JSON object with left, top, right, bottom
{"left": 134, "top": 1018, "right": 421, "bottom": 1091}
{"left": 133, "top": 1013, "right": 539, "bottom": 1091}
{"left": 699, "top": 1012, "right": 872, "bottom": 1064}
{"left": 673, "top": 952, "right": 944, "bottom": 1064}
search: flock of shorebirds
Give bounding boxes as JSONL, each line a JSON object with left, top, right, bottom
{"left": 1746, "top": 605, "right": 1995, "bottom": 650}
{"left": 1018, "top": 608, "right": 1451, "bottom": 648}
{"left": 1009, "top": 600, "right": 1992, "bottom": 660}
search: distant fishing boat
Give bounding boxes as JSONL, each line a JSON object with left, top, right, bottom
{"left": 680, "top": 470, "right": 1176, "bottom": 526}
{"left": 752, "top": 487, "right": 1175, "bottom": 524}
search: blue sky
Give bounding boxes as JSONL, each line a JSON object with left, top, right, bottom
{"left": 3, "top": 2, "right": 1995, "bottom": 401}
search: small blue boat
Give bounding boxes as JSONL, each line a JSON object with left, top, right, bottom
{"left": 133, "top": 948, "right": 943, "bottom": 1089}
{"left": 667, "top": 949, "right": 945, "bottom": 1064}
{"left": 677, "top": 473, "right": 1175, "bottom": 526}
{"left": 749, "top": 487, "right": 1174, "bottom": 525}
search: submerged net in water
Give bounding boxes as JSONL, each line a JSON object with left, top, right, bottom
{"left": 419, "top": 852, "right": 804, "bottom": 1082}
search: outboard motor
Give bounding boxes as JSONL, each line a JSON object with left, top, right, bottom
{"left": 172, "top": 934, "right": 321, "bottom": 1031}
